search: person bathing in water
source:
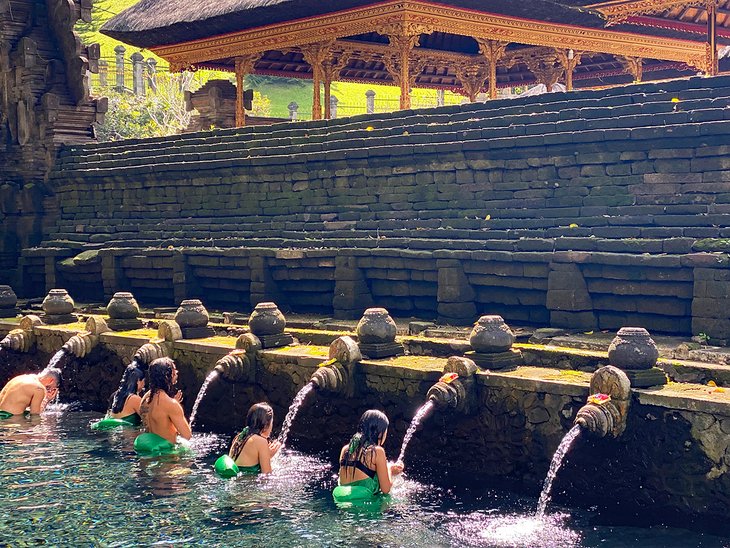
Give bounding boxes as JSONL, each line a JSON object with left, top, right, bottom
{"left": 138, "top": 358, "right": 191, "bottom": 445}
{"left": 0, "top": 368, "right": 61, "bottom": 418}
{"left": 333, "top": 409, "right": 403, "bottom": 503}
{"left": 107, "top": 363, "right": 146, "bottom": 426}
{"left": 228, "top": 402, "right": 281, "bottom": 474}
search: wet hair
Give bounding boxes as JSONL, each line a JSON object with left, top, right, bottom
{"left": 230, "top": 402, "right": 274, "bottom": 460}
{"left": 345, "top": 409, "right": 389, "bottom": 464}
{"left": 110, "top": 363, "right": 146, "bottom": 414}
{"left": 39, "top": 368, "right": 62, "bottom": 389}
{"left": 147, "top": 357, "right": 177, "bottom": 398}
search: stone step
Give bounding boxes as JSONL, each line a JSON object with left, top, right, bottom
{"left": 57, "top": 94, "right": 730, "bottom": 170}
{"left": 62, "top": 74, "right": 730, "bottom": 156}
{"left": 50, "top": 116, "right": 730, "bottom": 181}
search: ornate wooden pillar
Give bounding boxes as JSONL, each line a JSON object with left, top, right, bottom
{"left": 619, "top": 56, "right": 643, "bottom": 82}
{"left": 477, "top": 39, "right": 508, "bottom": 99}
{"left": 524, "top": 54, "right": 564, "bottom": 90}
{"left": 322, "top": 50, "right": 350, "bottom": 119}
{"left": 454, "top": 62, "right": 489, "bottom": 102}
{"left": 707, "top": 0, "right": 718, "bottom": 76}
{"left": 301, "top": 42, "right": 332, "bottom": 120}
{"left": 556, "top": 49, "right": 583, "bottom": 91}
{"left": 234, "top": 54, "right": 258, "bottom": 127}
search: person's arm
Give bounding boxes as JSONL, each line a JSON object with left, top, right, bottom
{"left": 29, "top": 386, "right": 47, "bottom": 415}
{"left": 257, "top": 436, "right": 273, "bottom": 474}
{"left": 127, "top": 394, "right": 142, "bottom": 415}
{"left": 373, "top": 446, "right": 396, "bottom": 494}
{"left": 168, "top": 398, "right": 192, "bottom": 440}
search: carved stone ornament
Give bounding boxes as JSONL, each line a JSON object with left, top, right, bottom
{"left": 248, "top": 302, "right": 286, "bottom": 336}
{"left": 42, "top": 289, "right": 75, "bottom": 316}
{"left": 608, "top": 327, "right": 659, "bottom": 370}
{"left": 469, "top": 315, "right": 515, "bottom": 353}
{"left": 356, "top": 308, "right": 397, "bottom": 344}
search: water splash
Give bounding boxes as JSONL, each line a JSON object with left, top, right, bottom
{"left": 40, "top": 348, "right": 68, "bottom": 376}
{"left": 396, "top": 400, "right": 435, "bottom": 464}
{"left": 536, "top": 424, "right": 582, "bottom": 517}
{"left": 278, "top": 382, "right": 315, "bottom": 450}
{"left": 189, "top": 370, "right": 219, "bottom": 430}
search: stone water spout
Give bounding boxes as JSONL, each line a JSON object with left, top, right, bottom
{"left": 214, "top": 333, "right": 262, "bottom": 382}
{"left": 61, "top": 316, "right": 111, "bottom": 359}
{"left": 426, "top": 356, "right": 479, "bottom": 414}
{"left": 133, "top": 341, "right": 170, "bottom": 369}
{"left": 574, "top": 365, "right": 631, "bottom": 438}
{"left": 310, "top": 336, "right": 361, "bottom": 396}
{"left": 0, "top": 315, "right": 43, "bottom": 353}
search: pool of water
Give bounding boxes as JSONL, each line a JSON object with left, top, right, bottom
{"left": 1, "top": 410, "right": 728, "bottom": 547}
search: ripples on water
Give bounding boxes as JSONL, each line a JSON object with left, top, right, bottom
{"left": 1, "top": 412, "right": 729, "bottom": 547}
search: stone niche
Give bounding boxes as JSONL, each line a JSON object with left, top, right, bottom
{"left": 184, "top": 79, "right": 236, "bottom": 132}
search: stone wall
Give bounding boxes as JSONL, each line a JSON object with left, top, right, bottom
{"left": 0, "top": 0, "right": 105, "bottom": 285}
{"left": 2, "top": 322, "right": 729, "bottom": 531}
{"left": 18, "top": 75, "right": 730, "bottom": 337}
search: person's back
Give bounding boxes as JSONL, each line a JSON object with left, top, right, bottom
{"left": 109, "top": 364, "right": 145, "bottom": 422}
{"left": 138, "top": 358, "right": 191, "bottom": 444}
{"left": 0, "top": 370, "right": 60, "bottom": 416}
{"left": 228, "top": 402, "right": 280, "bottom": 474}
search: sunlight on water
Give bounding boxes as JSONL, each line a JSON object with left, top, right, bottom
{"left": 189, "top": 370, "right": 219, "bottom": 429}
{"left": 277, "top": 382, "right": 315, "bottom": 449}
{"left": 397, "top": 399, "right": 435, "bottom": 464}
{"left": 449, "top": 511, "right": 581, "bottom": 548}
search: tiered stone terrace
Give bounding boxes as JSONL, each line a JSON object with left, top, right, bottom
{"left": 22, "top": 75, "right": 730, "bottom": 338}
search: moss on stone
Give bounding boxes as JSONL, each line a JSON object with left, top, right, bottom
{"left": 692, "top": 238, "right": 730, "bottom": 253}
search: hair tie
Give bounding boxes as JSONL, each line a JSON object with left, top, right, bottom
{"left": 348, "top": 433, "right": 362, "bottom": 454}
{"left": 237, "top": 426, "right": 250, "bottom": 440}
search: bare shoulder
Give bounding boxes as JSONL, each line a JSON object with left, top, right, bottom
{"left": 251, "top": 434, "right": 269, "bottom": 448}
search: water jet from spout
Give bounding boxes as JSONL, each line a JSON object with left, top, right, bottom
{"left": 189, "top": 370, "right": 220, "bottom": 430}
{"left": 535, "top": 424, "right": 582, "bottom": 517}
{"left": 396, "top": 399, "right": 436, "bottom": 465}
{"left": 278, "top": 381, "right": 316, "bottom": 450}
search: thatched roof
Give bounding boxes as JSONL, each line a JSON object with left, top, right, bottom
{"left": 101, "top": 0, "right": 606, "bottom": 49}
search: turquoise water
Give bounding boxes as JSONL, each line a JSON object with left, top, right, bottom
{"left": 1, "top": 410, "right": 729, "bottom": 547}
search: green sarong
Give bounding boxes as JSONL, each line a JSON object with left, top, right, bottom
{"left": 0, "top": 410, "right": 14, "bottom": 420}
{"left": 214, "top": 454, "right": 262, "bottom": 478}
{"left": 333, "top": 475, "right": 381, "bottom": 505}
{"left": 91, "top": 413, "right": 142, "bottom": 431}
{"left": 134, "top": 432, "right": 191, "bottom": 457}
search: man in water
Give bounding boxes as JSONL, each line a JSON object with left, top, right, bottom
{"left": 0, "top": 368, "right": 61, "bottom": 418}
{"left": 139, "top": 358, "right": 191, "bottom": 444}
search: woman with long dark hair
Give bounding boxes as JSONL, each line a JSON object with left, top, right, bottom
{"left": 108, "top": 364, "right": 146, "bottom": 425}
{"left": 134, "top": 358, "right": 191, "bottom": 455}
{"left": 222, "top": 402, "right": 281, "bottom": 475}
{"left": 333, "top": 409, "right": 403, "bottom": 504}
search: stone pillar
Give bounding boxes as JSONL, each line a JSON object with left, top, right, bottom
{"left": 330, "top": 95, "right": 338, "bottom": 119}
{"left": 98, "top": 59, "right": 108, "bottom": 88}
{"left": 333, "top": 256, "right": 374, "bottom": 319}
{"left": 436, "top": 89, "right": 444, "bottom": 107}
{"left": 692, "top": 266, "right": 730, "bottom": 345}
{"left": 114, "top": 45, "right": 126, "bottom": 92}
{"left": 131, "top": 52, "right": 145, "bottom": 96}
{"left": 477, "top": 39, "right": 508, "bottom": 99}
{"left": 146, "top": 58, "right": 158, "bottom": 93}
{"left": 437, "top": 259, "right": 476, "bottom": 325}
{"left": 546, "top": 262, "right": 597, "bottom": 330}
{"left": 288, "top": 102, "right": 299, "bottom": 121}
{"left": 249, "top": 254, "right": 281, "bottom": 306}
{"left": 365, "top": 90, "right": 376, "bottom": 114}
{"left": 172, "top": 251, "right": 196, "bottom": 305}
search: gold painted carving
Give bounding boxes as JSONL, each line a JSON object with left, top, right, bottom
{"left": 234, "top": 54, "right": 259, "bottom": 126}
{"left": 153, "top": 1, "right": 706, "bottom": 75}
{"left": 476, "top": 39, "right": 508, "bottom": 99}
{"left": 618, "top": 55, "right": 644, "bottom": 81}
{"left": 301, "top": 41, "right": 334, "bottom": 120}
{"left": 454, "top": 61, "right": 489, "bottom": 102}
{"left": 592, "top": 0, "right": 711, "bottom": 25}
{"left": 555, "top": 49, "right": 584, "bottom": 91}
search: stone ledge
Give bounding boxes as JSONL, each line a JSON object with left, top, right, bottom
{"left": 636, "top": 383, "right": 730, "bottom": 417}
{"left": 477, "top": 366, "right": 590, "bottom": 397}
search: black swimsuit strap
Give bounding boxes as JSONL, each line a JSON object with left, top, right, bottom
{"left": 340, "top": 455, "right": 377, "bottom": 479}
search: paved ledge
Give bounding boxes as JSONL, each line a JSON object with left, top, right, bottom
{"left": 636, "top": 382, "right": 730, "bottom": 417}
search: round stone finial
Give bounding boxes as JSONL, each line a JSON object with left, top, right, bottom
{"left": 469, "top": 315, "right": 515, "bottom": 353}
{"left": 42, "top": 289, "right": 74, "bottom": 315}
{"left": 0, "top": 285, "right": 18, "bottom": 309}
{"left": 608, "top": 327, "right": 659, "bottom": 370}
{"left": 107, "top": 292, "right": 140, "bottom": 319}
{"left": 248, "top": 302, "right": 286, "bottom": 336}
{"left": 356, "top": 308, "right": 397, "bottom": 344}
{"left": 174, "top": 299, "right": 210, "bottom": 328}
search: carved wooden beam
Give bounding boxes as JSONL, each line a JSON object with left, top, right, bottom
{"left": 618, "top": 55, "right": 644, "bottom": 81}
{"left": 555, "top": 49, "right": 584, "bottom": 91}
{"left": 454, "top": 61, "right": 490, "bottom": 102}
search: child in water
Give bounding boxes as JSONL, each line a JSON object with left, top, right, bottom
{"left": 333, "top": 409, "right": 403, "bottom": 503}
{"left": 228, "top": 402, "right": 281, "bottom": 474}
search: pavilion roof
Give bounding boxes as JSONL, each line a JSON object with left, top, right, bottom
{"left": 101, "top": 0, "right": 606, "bottom": 49}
